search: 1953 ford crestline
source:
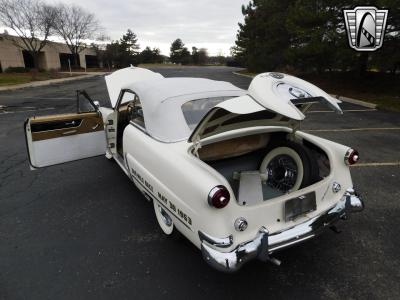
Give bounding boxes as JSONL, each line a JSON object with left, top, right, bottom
{"left": 24, "top": 67, "right": 364, "bottom": 272}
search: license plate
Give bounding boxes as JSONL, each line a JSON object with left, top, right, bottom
{"left": 284, "top": 192, "right": 316, "bottom": 221}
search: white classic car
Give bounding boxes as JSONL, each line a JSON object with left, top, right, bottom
{"left": 24, "top": 67, "right": 364, "bottom": 272}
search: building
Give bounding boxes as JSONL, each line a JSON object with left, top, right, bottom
{"left": 0, "top": 33, "right": 99, "bottom": 72}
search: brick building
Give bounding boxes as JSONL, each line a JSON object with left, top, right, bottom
{"left": 0, "top": 34, "right": 99, "bottom": 72}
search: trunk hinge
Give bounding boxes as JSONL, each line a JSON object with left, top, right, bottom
{"left": 287, "top": 119, "right": 302, "bottom": 143}
{"left": 288, "top": 119, "right": 301, "bottom": 134}
{"left": 193, "top": 135, "right": 202, "bottom": 158}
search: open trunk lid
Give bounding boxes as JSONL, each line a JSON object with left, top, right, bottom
{"left": 189, "top": 72, "right": 342, "bottom": 142}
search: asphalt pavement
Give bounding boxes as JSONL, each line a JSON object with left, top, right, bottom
{"left": 0, "top": 66, "right": 399, "bottom": 300}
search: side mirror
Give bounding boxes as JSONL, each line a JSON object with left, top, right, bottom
{"left": 93, "top": 101, "right": 100, "bottom": 109}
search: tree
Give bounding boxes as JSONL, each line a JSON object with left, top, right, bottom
{"left": 371, "top": 0, "right": 400, "bottom": 74}
{"left": 0, "top": 0, "right": 55, "bottom": 69}
{"left": 191, "top": 47, "right": 208, "bottom": 65}
{"left": 103, "top": 41, "right": 121, "bottom": 69}
{"left": 170, "top": 38, "right": 191, "bottom": 64}
{"left": 191, "top": 46, "right": 199, "bottom": 64}
{"left": 101, "top": 30, "right": 142, "bottom": 68}
{"left": 140, "top": 46, "right": 163, "bottom": 63}
{"left": 53, "top": 4, "right": 99, "bottom": 68}
{"left": 285, "top": 0, "right": 343, "bottom": 73}
{"left": 180, "top": 47, "right": 192, "bottom": 65}
{"left": 119, "top": 29, "right": 141, "bottom": 65}
{"left": 120, "top": 29, "right": 140, "bottom": 55}
{"left": 234, "top": 0, "right": 399, "bottom": 76}
{"left": 140, "top": 47, "right": 153, "bottom": 63}
{"left": 197, "top": 48, "right": 208, "bottom": 65}
{"left": 234, "top": 0, "right": 292, "bottom": 72}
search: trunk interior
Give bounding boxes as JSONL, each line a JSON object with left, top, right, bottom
{"left": 195, "top": 131, "right": 330, "bottom": 206}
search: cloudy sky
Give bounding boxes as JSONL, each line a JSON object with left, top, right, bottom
{"left": 42, "top": 0, "right": 248, "bottom": 56}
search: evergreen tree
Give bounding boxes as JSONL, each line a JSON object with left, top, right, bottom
{"left": 170, "top": 39, "right": 191, "bottom": 64}
{"left": 103, "top": 29, "right": 141, "bottom": 68}
{"left": 233, "top": 0, "right": 399, "bottom": 75}
{"left": 234, "top": 0, "right": 292, "bottom": 72}
{"left": 285, "top": 0, "right": 344, "bottom": 73}
{"left": 120, "top": 29, "right": 140, "bottom": 55}
{"left": 140, "top": 46, "right": 163, "bottom": 63}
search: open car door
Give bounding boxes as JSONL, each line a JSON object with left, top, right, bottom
{"left": 25, "top": 93, "right": 107, "bottom": 169}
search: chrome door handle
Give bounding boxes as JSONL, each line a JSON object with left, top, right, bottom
{"left": 62, "top": 129, "right": 77, "bottom": 135}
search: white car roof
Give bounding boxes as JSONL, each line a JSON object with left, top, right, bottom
{"left": 105, "top": 67, "right": 164, "bottom": 107}
{"left": 122, "top": 77, "right": 246, "bottom": 142}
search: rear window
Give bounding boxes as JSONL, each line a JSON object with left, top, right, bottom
{"left": 181, "top": 96, "right": 236, "bottom": 130}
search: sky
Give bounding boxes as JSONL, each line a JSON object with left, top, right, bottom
{"left": 30, "top": 0, "right": 248, "bottom": 56}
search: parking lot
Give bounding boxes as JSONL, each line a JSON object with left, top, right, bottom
{"left": 0, "top": 66, "right": 399, "bottom": 299}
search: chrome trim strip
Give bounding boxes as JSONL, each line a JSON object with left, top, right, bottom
{"left": 198, "top": 231, "right": 233, "bottom": 248}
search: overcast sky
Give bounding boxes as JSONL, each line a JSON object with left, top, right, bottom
{"left": 40, "top": 0, "right": 248, "bottom": 56}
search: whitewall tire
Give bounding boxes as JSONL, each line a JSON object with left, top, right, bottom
{"left": 260, "top": 146, "right": 304, "bottom": 192}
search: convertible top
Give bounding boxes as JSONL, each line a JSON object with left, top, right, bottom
{"left": 119, "top": 75, "right": 246, "bottom": 142}
{"left": 124, "top": 77, "right": 242, "bottom": 106}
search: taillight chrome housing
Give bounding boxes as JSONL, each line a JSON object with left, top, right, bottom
{"left": 208, "top": 185, "right": 230, "bottom": 209}
{"left": 345, "top": 149, "right": 359, "bottom": 165}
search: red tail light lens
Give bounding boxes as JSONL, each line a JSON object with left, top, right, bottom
{"left": 208, "top": 185, "right": 230, "bottom": 209}
{"left": 345, "top": 149, "right": 359, "bottom": 165}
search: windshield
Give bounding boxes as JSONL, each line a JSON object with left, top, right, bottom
{"left": 181, "top": 96, "right": 237, "bottom": 130}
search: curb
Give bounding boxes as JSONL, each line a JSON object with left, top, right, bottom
{"left": 0, "top": 73, "right": 107, "bottom": 92}
{"left": 232, "top": 71, "right": 254, "bottom": 78}
{"left": 232, "top": 71, "right": 378, "bottom": 109}
{"left": 330, "top": 95, "right": 377, "bottom": 109}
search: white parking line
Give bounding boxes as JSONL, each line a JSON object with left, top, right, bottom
{"left": 306, "top": 127, "right": 400, "bottom": 132}
{"left": 307, "top": 109, "right": 377, "bottom": 113}
{"left": 29, "top": 97, "right": 75, "bottom": 100}
{"left": 351, "top": 162, "right": 400, "bottom": 167}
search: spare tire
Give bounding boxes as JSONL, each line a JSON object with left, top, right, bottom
{"left": 260, "top": 141, "right": 319, "bottom": 193}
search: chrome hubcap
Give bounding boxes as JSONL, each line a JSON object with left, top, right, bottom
{"left": 267, "top": 155, "right": 298, "bottom": 192}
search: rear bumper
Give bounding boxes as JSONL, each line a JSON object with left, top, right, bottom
{"left": 200, "top": 188, "right": 364, "bottom": 272}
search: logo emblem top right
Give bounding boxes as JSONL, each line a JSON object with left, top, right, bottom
{"left": 343, "top": 6, "right": 388, "bottom": 51}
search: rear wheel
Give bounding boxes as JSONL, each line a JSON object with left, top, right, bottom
{"left": 260, "top": 141, "right": 319, "bottom": 193}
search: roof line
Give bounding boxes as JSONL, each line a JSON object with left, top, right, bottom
{"left": 160, "top": 89, "right": 245, "bottom": 103}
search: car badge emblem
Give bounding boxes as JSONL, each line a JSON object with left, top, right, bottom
{"left": 268, "top": 72, "right": 284, "bottom": 79}
{"left": 343, "top": 6, "right": 388, "bottom": 51}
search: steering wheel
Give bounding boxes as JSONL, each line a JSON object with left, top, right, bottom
{"left": 126, "top": 101, "right": 135, "bottom": 119}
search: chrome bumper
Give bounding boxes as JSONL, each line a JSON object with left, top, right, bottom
{"left": 200, "top": 188, "right": 364, "bottom": 272}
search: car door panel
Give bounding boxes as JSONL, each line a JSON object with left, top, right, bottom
{"left": 25, "top": 112, "right": 107, "bottom": 168}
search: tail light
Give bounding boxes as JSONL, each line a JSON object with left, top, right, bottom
{"left": 208, "top": 185, "right": 230, "bottom": 208}
{"left": 345, "top": 149, "right": 359, "bottom": 165}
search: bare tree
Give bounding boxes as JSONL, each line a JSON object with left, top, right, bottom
{"left": 53, "top": 4, "right": 99, "bottom": 68}
{"left": 0, "top": 0, "right": 54, "bottom": 69}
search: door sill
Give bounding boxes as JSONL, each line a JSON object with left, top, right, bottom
{"left": 114, "top": 154, "right": 130, "bottom": 177}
